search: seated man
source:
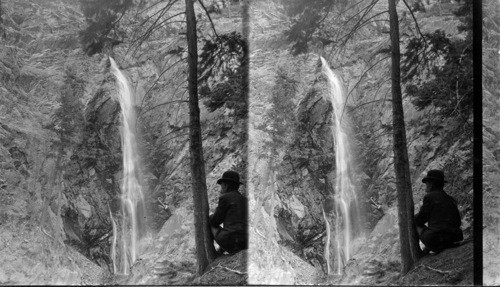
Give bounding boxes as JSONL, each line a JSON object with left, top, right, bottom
{"left": 209, "top": 170, "right": 248, "bottom": 255}
{"left": 415, "top": 169, "right": 463, "bottom": 254}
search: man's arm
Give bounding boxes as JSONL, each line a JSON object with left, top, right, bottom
{"left": 209, "top": 195, "right": 228, "bottom": 227}
{"left": 415, "top": 194, "right": 432, "bottom": 227}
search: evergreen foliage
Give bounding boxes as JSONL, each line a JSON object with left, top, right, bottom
{"left": 78, "top": 0, "right": 133, "bottom": 56}
{"left": 51, "top": 68, "right": 85, "bottom": 149}
{"left": 261, "top": 71, "right": 333, "bottom": 196}
{"left": 73, "top": 89, "right": 121, "bottom": 194}
{"left": 411, "top": 1, "right": 426, "bottom": 13}
{"left": 401, "top": 0, "right": 472, "bottom": 122}
{"left": 198, "top": 32, "right": 248, "bottom": 119}
{"left": 259, "top": 69, "right": 299, "bottom": 195}
{"left": 198, "top": 31, "right": 249, "bottom": 171}
{"left": 266, "top": 68, "right": 298, "bottom": 149}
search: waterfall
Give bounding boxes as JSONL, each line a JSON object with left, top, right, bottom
{"left": 320, "top": 57, "right": 364, "bottom": 275}
{"left": 322, "top": 205, "right": 332, "bottom": 274}
{"left": 109, "top": 57, "right": 147, "bottom": 275}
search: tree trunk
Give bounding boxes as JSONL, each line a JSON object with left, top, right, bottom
{"left": 185, "top": 0, "right": 216, "bottom": 275}
{"left": 388, "top": 0, "right": 422, "bottom": 274}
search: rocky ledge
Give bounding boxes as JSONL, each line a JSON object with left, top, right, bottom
{"left": 193, "top": 250, "right": 248, "bottom": 285}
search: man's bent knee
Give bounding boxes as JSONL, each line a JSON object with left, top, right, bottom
{"left": 211, "top": 226, "right": 220, "bottom": 238}
{"left": 215, "top": 231, "right": 247, "bottom": 254}
{"left": 416, "top": 226, "right": 424, "bottom": 237}
{"left": 420, "top": 229, "right": 455, "bottom": 252}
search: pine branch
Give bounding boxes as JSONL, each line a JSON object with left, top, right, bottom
{"left": 141, "top": 99, "right": 188, "bottom": 116}
{"left": 138, "top": 57, "right": 185, "bottom": 110}
{"left": 197, "top": 0, "right": 219, "bottom": 39}
{"left": 417, "top": 264, "right": 452, "bottom": 275}
{"left": 401, "top": 0, "right": 427, "bottom": 51}
{"left": 341, "top": 0, "right": 379, "bottom": 28}
{"left": 136, "top": 0, "right": 165, "bottom": 16}
{"left": 134, "top": 12, "right": 185, "bottom": 46}
{"left": 349, "top": 79, "right": 391, "bottom": 113}
{"left": 40, "top": 227, "right": 54, "bottom": 239}
{"left": 339, "top": 10, "right": 388, "bottom": 47}
{"left": 214, "top": 264, "right": 247, "bottom": 275}
{"left": 254, "top": 228, "right": 266, "bottom": 239}
{"left": 342, "top": 0, "right": 369, "bottom": 18}
{"left": 130, "top": 0, "right": 183, "bottom": 53}
{"left": 341, "top": 55, "right": 390, "bottom": 121}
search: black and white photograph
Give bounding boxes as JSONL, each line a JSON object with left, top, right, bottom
{"left": 0, "top": 0, "right": 493, "bottom": 285}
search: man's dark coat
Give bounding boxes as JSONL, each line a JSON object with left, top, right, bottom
{"left": 415, "top": 188, "right": 463, "bottom": 247}
{"left": 209, "top": 190, "right": 248, "bottom": 253}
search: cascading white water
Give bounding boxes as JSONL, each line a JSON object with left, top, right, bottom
{"left": 109, "top": 57, "right": 146, "bottom": 275}
{"left": 320, "top": 57, "right": 363, "bottom": 275}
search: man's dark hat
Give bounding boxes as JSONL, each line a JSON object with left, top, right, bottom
{"left": 422, "top": 169, "right": 447, "bottom": 183}
{"left": 217, "top": 170, "right": 243, "bottom": 185}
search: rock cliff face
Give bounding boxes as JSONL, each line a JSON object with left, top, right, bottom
{"left": 0, "top": 0, "right": 477, "bottom": 285}
{"left": 246, "top": 0, "right": 472, "bottom": 284}
{"left": 482, "top": 0, "right": 500, "bottom": 284}
{"left": 1, "top": 0, "right": 248, "bottom": 284}
{"left": 0, "top": 0, "right": 111, "bottom": 284}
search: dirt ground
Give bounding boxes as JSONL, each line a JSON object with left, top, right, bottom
{"left": 397, "top": 241, "right": 473, "bottom": 286}
{"left": 192, "top": 250, "right": 248, "bottom": 285}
